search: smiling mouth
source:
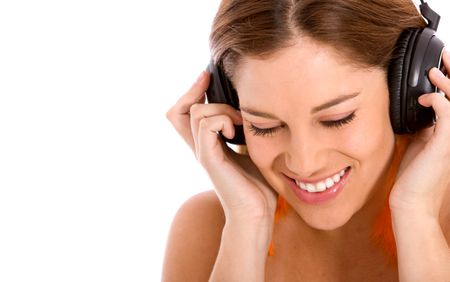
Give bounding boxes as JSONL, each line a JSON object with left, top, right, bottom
{"left": 291, "top": 166, "right": 351, "bottom": 193}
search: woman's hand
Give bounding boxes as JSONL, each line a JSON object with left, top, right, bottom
{"left": 166, "top": 71, "right": 278, "bottom": 228}
{"left": 389, "top": 50, "right": 450, "bottom": 218}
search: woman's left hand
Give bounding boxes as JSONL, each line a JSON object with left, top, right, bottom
{"left": 389, "top": 50, "right": 450, "bottom": 218}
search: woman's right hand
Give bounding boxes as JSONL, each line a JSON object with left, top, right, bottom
{"left": 166, "top": 71, "right": 278, "bottom": 228}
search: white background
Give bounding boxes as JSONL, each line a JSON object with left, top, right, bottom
{"left": 0, "top": 1, "right": 448, "bottom": 281}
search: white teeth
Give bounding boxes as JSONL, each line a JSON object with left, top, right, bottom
{"left": 325, "top": 178, "right": 334, "bottom": 188}
{"left": 295, "top": 167, "right": 348, "bottom": 193}
{"left": 316, "top": 181, "right": 326, "bottom": 192}
{"left": 306, "top": 183, "right": 316, "bottom": 192}
{"left": 332, "top": 173, "right": 340, "bottom": 183}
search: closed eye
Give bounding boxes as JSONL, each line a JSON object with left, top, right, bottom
{"left": 247, "top": 124, "right": 282, "bottom": 137}
{"left": 247, "top": 111, "right": 356, "bottom": 137}
{"left": 320, "top": 111, "right": 356, "bottom": 128}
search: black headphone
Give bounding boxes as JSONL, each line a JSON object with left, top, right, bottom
{"left": 206, "top": 0, "right": 446, "bottom": 145}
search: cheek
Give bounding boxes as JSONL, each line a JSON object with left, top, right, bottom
{"left": 246, "top": 137, "right": 287, "bottom": 194}
{"left": 243, "top": 123, "right": 272, "bottom": 168}
{"left": 347, "top": 84, "right": 394, "bottom": 159}
{"left": 245, "top": 131, "right": 284, "bottom": 175}
{"left": 343, "top": 108, "right": 394, "bottom": 165}
{"left": 246, "top": 138, "right": 274, "bottom": 168}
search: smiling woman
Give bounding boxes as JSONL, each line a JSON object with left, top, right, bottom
{"left": 235, "top": 39, "right": 396, "bottom": 228}
{"left": 164, "top": 0, "right": 450, "bottom": 281}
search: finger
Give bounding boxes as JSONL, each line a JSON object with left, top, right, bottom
{"left": 441, "top": 48, "right": 449, "bottom": 75}
{"left": 190, "top": 104, "right": 242, "bottom": 156}
{"left": 419, "top": 92, "right": 450, "bottom": 115}
{"left": 189, "top": 104, "right": 243, "bottom": 125}
{"left": 428, "top": 67, "right": 450, "bottom": 97}
{"left": 190, "top": 103, "right": 242, "bottom": 151}
{"left": 418, "top": 92, "right": 450, "bottom": 139}
{"left": 168, "top": 71, "right": 210, "bottom": 116}
{"left": 196, "top": 115, "right": 236, "bottom": 165}
{"left": 166, "top": 71, "right": 210, "bottom": 152}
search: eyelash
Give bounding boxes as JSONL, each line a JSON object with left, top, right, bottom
{"left": 248, "top": 125, "right": 282, "bottom": 137}
{"left": 321, "top": 111, "right": 356, "bottom": 128}
{"left": 247, "top": 112, "right": 356, "bottom": 137}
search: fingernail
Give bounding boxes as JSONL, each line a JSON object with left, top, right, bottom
{"left": 418, "top": 94, "right": 430, "bottom": 105}
{"left": 419, "top": 93, "right": 428, "bottom": 100}
{"left": 431, "top": 67, "right": 444, "bottom": 78}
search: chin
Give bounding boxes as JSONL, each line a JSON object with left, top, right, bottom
{"left": 290, "top": 202, "right": 356, "bottom": 231}
{"left": 303, "top": 213, "right": 352, "bottom": 231}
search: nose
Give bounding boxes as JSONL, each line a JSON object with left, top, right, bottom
{"left": 284, "top": 131, "right": 326, "bottom": 178}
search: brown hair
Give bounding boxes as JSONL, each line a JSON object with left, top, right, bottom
{"left": 209, "top": 0, "right": 423, "bottom": 266}
{"left": 210, "top": 0, "right": 426, "bottom": 82}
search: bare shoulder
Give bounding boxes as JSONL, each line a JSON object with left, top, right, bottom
{"left": 162, "top": 190, "right": 225, "bottom": 282}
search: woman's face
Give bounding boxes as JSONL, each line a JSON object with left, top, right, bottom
{"left": 233, "top": 38, "right": 396, "bottom": 231}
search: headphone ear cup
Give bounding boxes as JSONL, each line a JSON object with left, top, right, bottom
{"left": 388, "top": 28, "right": 418, "bottom": 134}
{"left": 206, "top": 61, "right": 246, "bottom": 145}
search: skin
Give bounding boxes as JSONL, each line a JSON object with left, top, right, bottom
{"left": 235, "top": 37, "right": 395, "bottom": 233}
{"left": 164, "top": 37, "right": 450, "bottom": 281}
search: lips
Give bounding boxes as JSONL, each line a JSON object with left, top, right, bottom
{"left": 287, "top": 167, "right": 351, "bottom": 205}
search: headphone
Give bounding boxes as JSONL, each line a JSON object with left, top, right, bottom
{"left": 206, "top": 0, "right": 446, "bottom": 145}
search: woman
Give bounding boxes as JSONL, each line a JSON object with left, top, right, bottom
{"left": 164, "top": 0, "right": 450, "bottom": 281}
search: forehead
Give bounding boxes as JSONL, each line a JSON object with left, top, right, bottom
{"left": 233, "top": 38, "right": 378, "bottom": 109}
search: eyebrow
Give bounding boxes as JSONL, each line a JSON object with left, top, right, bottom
{"left": 239, "top": 107, "right": 280, "bottom": 119}
{"left": 240, "top": 92, "right": 360, "bottom": 119}
{"left": 310, "top": 92, "right": 360, "bottom": 114}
